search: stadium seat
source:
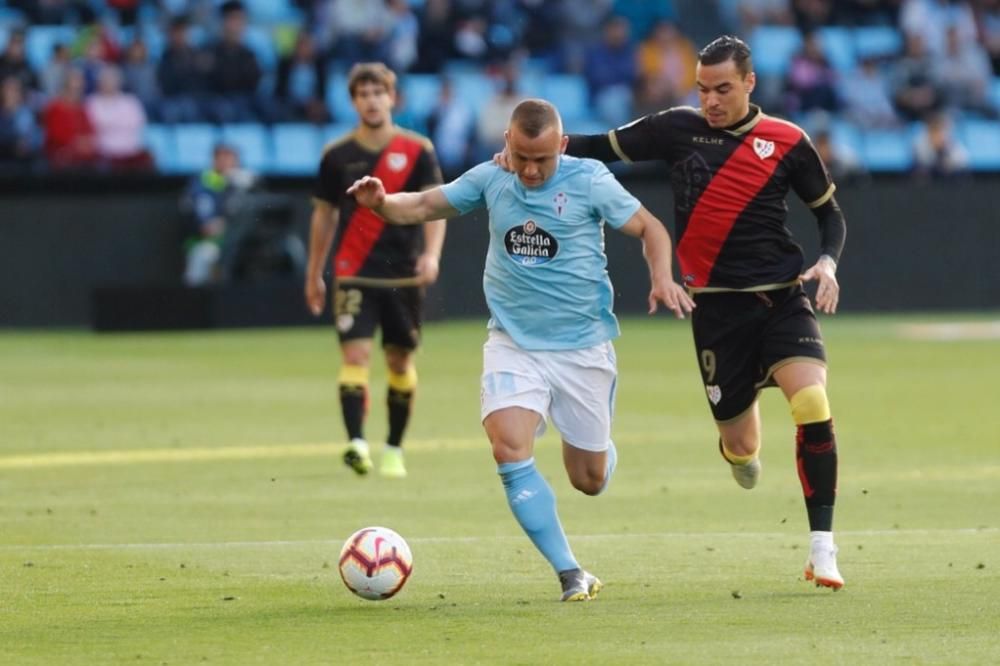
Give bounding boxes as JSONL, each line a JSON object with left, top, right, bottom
{"left": 25, "top": 25, "right": 76, "bottom": 71}
{"left": 173, "top": 123, "right": 221, "bottom": 173}
{"left": 828, "top": 119, "right": 863, "bottom": 158}
{"left": 401, "top": 74, "right": 441, "bottom": 120}
{"left": 144, "top": 124, "right": 179, "bottom": 174}
{"left": 748, "top": 26, "right": 802, "bottom": 77}
{"left": 957, "top": 119, "right": 1000, "bottom": 171}
{"left": 270, "top": 123, "right": 323, "bottom": 176}
{"left": 989, "top": 77, "right": 1000, "bottom": 112}
{"left": 817, "top": 27, "right": 855, "bottom": 73}
{"left": 322, "top": 123, "right": 355, "bottom": 146}
{"left": 242, "top": 0, "right": 301, "bottom": 23}
{"left": 541, "top": 74, "right": 589, "bottom": 122}
{"left": 243, "top": 25, "right": 277, "bottom": 71}
{"left": 852, "top": 26, "right": 903, "bottom": 61}
{"left": 861, "top": 127, "right": 914, "bottom": 172}
{"left": 563, "top": 118, "right": 610, "bottom": 136}
{"left": 451, "top": 71, "right": 497, "bottom": 116}
{"left": 220, "top": 123, "right": 271, "bottom": 173}
{"left": 327, "top": 71, "right": 358, "bottom": 124}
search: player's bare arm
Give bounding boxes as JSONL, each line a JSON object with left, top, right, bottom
{"left": 347, "top": 175, "right": 460, "bottom": 225}
{"left": 618, "top": 206, "right": 695, "bottom": 319}
{"left": 305, "top": 201, "right": 339, "bottom": 316}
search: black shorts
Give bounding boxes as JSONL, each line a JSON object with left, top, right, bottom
{"left": 333, "top": 284, "right": 423, "bottom": 350}
{"left": 690, "top": 284, "right": 826, "bottom": 422}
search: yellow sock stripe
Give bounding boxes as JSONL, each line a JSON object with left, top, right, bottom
{"left": 721, "top": 443, "right": 757, "bottom": 465}
{"left": 789, "top": 384, "right": 831, "bottom": 425}
{"left": 388, "top": 366, "right": 417, "bottom": 392}
{"left": 338, "top": 364, "right": 370, "bottom": 387}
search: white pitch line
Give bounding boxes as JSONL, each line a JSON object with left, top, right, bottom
{"left": 2, "top": 527, "right": 995, "bottom": 552}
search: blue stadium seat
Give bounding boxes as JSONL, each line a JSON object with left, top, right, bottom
{"left": 242, "top": 0, "right": 301, "bottom": 23}
{"left": 828, "top": 119, "right": 863, "bottom": 158}
{"left": 144, "top": 124, "right": 179, "bottom": 174}
{"left": 322, "top": 123, "right": 355, "bottom": 146}
{"left": 173, "top": 123, "right": 221, "bottom": 173}
{"left": 817, "top": 27, "right": 855, "bottom": 72}
{"left": 270, "top": 123, "right": 323, "bottom": 176}
{"left": 243, "top": 25, "right": 277, "bottom": 71}
{"left": 541, "top": 74, "right": 589, "bottom": 122}
{"left": 25, "top": 25, "right": 76, "bottom": 71}
{"left": 327, "top": 71, "right": 358, "bottom": 124}
{"left": 957, "top": 119, "right": 1000, "bottom": 171}
{"left": 852, "top": 26, "right": 903, "bottom": 61}
{"left": 563, "top": 118, "right": 610, "bottom": 136}
{"left": 451, "top": 72, "right": 497, "bottom": 116}
{"left": 220, "top": 123, "right": 271, "bottom": 173}
{"left": 861, "top": 127, "right": 914, "bottom": 172}
{"left": 989, "top": 77, "right": 1000, "bottom": 111}
{"left": 749, "top": 26, "right": 802, "bottom": 77}
{"left": 401, "top": 74, "right": 441, "bottom": 120}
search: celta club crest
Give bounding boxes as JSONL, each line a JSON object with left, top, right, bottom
{"left": 386, "top": 152, "right": 408, "bottom": 172}
{"left": 752, "top": 137, "right": 775, "bottom": 160}
{"left": 553, "top": 192, "right": 568, "bottom": 216}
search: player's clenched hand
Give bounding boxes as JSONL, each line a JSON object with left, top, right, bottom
{"left": 346, "top": 175, "right": 387, "bottom": 209}
{"left": 415, "top": 252, "right": 440, "bottom": 285}
{"left": 649, "top": 279, "right": 695, "bottom": 319}
{"left": 800, "top": 255, "right": 839, "bottom": 314}
{"left": 305, "top": 274, "right": 326, "bottom": 316}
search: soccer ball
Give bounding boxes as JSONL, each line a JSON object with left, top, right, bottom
{"left": 338, "top": 526, "right": 413, "bottom": 600}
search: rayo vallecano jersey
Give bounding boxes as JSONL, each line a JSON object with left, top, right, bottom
{"left": 607, "top": 105, "right": 834, "bottom": 291}
{"left": 440, "top": 157, "right": 640, "bottom": 351}
{"left": 313, "top": 128, "right": 442, "bottom": 286}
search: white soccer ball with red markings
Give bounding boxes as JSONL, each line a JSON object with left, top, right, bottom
{"left": 338, "top": 526, "right": 413, "bottom": 600}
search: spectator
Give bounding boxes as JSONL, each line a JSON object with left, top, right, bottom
{"left": 42, "top": 68, "right": 99, "bottom": 169}
{"left": 583, "top": 16, "right": 637, "bottom": 127}
{"left": 7, "top": 0, "right": 97, "bottom": 24}
{"left": 784, "top": 30, "right": 840, "bottom": 115}
{"left": 475, "top": 65, "right": 522, "bottom": 160}
{"left": 891, "top": 32, "right": 946, "bottom": 121}
{"left": 636, "top": 21, "right": 698, "bottom": 111}
{"left": 41, "top": 43, "right": 74, "bottom": 100}
{"left": 792, "top": 0, "right": 836, "bottom": 31}
{"left": 933, "top": 24, "right": 997, "bottom": 117}
{"left": 813, "top": 128, "right": 868, "bottom": 184}
{"left": 900, "top": 0, "right": 977, "bottom": 57}
{"left": 412, "top": 0, "right": 454, "bottom": 73}
{"left": 912, "top": 111, "right": 970, "bottom": 179}
{"left": 385, "top": 0, "right": 420, "bottom": 73}
{"left": 204, "top": 0, "right": 266, "bottom": 123}
{"left": 426, "top": 78, "right": 475, "bottom": 177}
{"left": 0, "top": 30, "right": 41, "bottom": 106}
{"left": 275, "top": 31, "right": 330, "bottom": 124}
{"left": 85, "top": 64, "right": 154, "bottom": 171}
{"left": 157, "top": 15, "right": 210, "bottom": 123}
{"left": 328, "top": 0, "right": 389, "bottom": 64}
{"left": 974, "top": 0, "right": 1000, "bottom": 74}
{"left": 122, "top": 39, "right": 162, "bottom": 121}
{"left": 839, "top": 55, "right": 899, "bottom": 126}
{"left": 0, "top": 76, "right": 41, "bottom": 168}
{"left": 108, "top": 0, "right": 142, "bottom": 25}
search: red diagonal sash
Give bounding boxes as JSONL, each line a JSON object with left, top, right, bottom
{"left": 677, "top": 119, "right": 800, "bottom": 287}
{"left": 334, "top": 134, "right": 424, "bottom": 277}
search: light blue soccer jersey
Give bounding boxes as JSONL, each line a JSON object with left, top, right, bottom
{"left": 440, "top": 156, "right": 641, "bottom": 351}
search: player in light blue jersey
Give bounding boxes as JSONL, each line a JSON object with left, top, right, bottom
{"left": 348, "top": 99, "right": 694, "bottom": 601}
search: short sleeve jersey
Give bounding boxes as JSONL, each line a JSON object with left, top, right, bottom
{"left": 606, "top": 105, "right": 834, "bottom": 290}
{"left": 314, "top": 128, "right": 443, "bottom": 286}
{"left": 440, "top": 156, "right": 641, "bottom": 351}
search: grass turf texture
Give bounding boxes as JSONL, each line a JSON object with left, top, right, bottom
{"left": 1, "top": 316, "right": 998, "bottom": 665}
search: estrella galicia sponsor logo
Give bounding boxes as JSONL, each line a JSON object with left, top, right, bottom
{"left": 505, "top": 219, "right": 558, "bottom": 266}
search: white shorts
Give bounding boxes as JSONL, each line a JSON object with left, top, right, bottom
{"left": 480, "top": 330, "right": 617, "bottom": 452}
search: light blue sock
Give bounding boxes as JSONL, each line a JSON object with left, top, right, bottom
{"left": 497, "top": 458, "right": 578, "bottom": 573}
{"left": 598, "top": 439, "right": 617, "bottom": 495}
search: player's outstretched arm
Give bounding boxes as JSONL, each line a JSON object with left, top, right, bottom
{"left": 347, "top": 175, "right": 460, "bottom": 225}
{"left": 618, "top": 206, "right": 695, "bottom": 319}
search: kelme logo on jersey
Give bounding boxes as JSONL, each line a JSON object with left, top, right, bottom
{"left": 752, "top": 137, "right": 775, "bottom": 160}
{"left": 504, "top": 220, "right": 559, "bottom": 266}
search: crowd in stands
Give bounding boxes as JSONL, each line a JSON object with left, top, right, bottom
{"left": 0, "top": 0, "right": 999, "bottom": 178}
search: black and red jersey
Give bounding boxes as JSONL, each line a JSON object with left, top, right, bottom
{"left": 313, "top": 128, "right": 443, "bottom": 286}
{"left": 600, "top": 105, "right": 834, "bottom": 291}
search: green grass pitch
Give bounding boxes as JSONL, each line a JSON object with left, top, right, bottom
{"left": 2, "top": 315, "right": 998, "bottom": 665}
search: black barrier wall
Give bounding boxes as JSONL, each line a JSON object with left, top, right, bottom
{"left": 1, "top": 176, "right": 998, "bottom": 328}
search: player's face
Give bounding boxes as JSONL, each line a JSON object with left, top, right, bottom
{"left": 352, "top": 81, "right": 395, "bottom": 129}
{"left": 505, "top": 124, "right": 568, "bottom": 188}
{"left": 696, "top": 59, "right": 755, "bottom": 129}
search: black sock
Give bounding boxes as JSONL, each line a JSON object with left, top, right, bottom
{"left": 339, "top": 384, "right": 367, "bottom": 441}
{"left": 386, "top": 387, "right": 414, "bottom": 448}
{"left": 796, "top": 419, "right": 838, "bottom": 532}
